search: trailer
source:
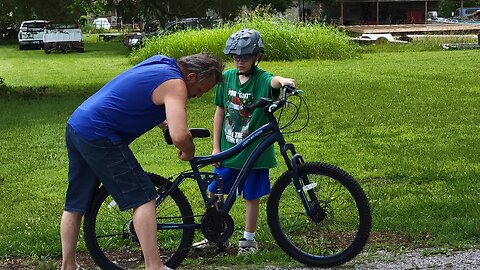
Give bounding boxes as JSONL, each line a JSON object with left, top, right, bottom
{"left": 43, "top": 23, "right": 84, "bottom": 54}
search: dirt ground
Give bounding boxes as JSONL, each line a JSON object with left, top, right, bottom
{"left": 1, "top": 233, "right": 477, "bottom": 270}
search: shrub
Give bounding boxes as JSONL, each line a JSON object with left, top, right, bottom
{"left": 0, "top": 77, "right": 11, "bottom": 97}
{"left": 129, "top": 15, "right": 359, "bottom": 64}
{"left": 0, "top": 77, "right": 48, "bottom": 99}
{"left": 22, "top": 86, "right": 48, "bottom": 99}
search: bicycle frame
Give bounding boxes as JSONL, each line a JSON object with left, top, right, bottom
{"left": 157, "top": 94, "right": 315, "bottom": 230}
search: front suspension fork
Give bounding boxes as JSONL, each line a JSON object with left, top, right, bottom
{"left": 282, "top": 144, "right": 319, "bottom": 216}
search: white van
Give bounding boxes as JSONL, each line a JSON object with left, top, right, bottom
{"left": 93, "top": 18, "right": 111, "bottom": 30}
{"left": 18, "top": 20, "right": 48, "bottom": 50}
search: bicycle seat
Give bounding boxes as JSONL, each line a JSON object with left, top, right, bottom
{"left": 163, "top": 128, "right": 210, "bottom": 145}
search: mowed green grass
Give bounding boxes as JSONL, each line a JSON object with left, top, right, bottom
{"left": 0, "top": 35, "right": 478, "bottom": 268}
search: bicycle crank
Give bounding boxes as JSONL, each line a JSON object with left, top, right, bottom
{"left": 201, "top": 207, "right": 234, "bottom": 243}
{"left": 123, "top": 220, "right": 139, "bottom": 242}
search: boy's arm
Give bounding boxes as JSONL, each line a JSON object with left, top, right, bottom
{"left": 213, "top": 106, "right": 224, "bottom": 155}
{"left": 270, "top": 76, "right": 296, "bottom": 89}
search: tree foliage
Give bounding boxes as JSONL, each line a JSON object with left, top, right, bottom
{"left": 0, "top": 0, "right": 297, "bottom": 27}
{"left": 0, "top": 0, "right": 92, "bottom": 26}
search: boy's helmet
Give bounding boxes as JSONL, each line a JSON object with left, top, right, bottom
{"left": 223, "top": 29, "right": 264, "bottom": 56}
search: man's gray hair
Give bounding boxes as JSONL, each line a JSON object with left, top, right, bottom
{"left": 178, "top": 52, "right": 225, "bottom": 84}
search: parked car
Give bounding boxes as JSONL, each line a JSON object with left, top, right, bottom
{"left": 124, "top": 17, "right": 222, "bottom": 49}
{"left": 453, "top": 7, "right": 480, "bottom": 18}
{"left": 17, "top": 20, "right": 48, "bottom": 50}
{"left": 43, "top": 23, "right": 84, "bottom": 54}
{"left": 93, "top": 18, "right": 111, "bottom": 30}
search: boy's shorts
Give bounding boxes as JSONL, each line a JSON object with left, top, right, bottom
{"left": 208, "top": 166, "right": 270, "bottom": 200}
{"left": 64, "top": 124, "right": 157, "bottom": 213}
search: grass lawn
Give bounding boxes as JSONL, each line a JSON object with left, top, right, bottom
{"left": 0, "top": 35, "right": 479, "bottom": 269}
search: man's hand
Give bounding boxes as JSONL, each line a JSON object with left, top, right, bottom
{"left": 178, "top": 149, "right": 194, "bottom": 161}
{"left": 158, "top": 120, "right": 168, "bottom": 131}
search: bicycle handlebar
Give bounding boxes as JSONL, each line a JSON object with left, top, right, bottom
{"left": 245, "top": 85, "right": 301, "bottom": 113}
{"left": 163, "top": 128, "right": 210, "bottom": 145}
{"left": 163, "top": 86, "right": 302, "bottom": 145}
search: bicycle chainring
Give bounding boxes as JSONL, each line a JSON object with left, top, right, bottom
{"left": 201, "top": 208, "right": 234, "bottom": 243}
{"left": 123, "top": 220, "right": 139, "bottom": 242}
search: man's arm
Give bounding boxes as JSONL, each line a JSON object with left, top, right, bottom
{"left": 152, "top": 79, "right": 195, "bottom": 160}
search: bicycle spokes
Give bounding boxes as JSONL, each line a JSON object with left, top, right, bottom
{"left": 267, "top": 163, "right": 371, "bottom": 267}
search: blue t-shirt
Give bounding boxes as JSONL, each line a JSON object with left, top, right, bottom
{"left": 67, "top": 55, "right": 183, "bottom": 144}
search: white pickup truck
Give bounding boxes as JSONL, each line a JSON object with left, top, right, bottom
{"left": 18, "top": 20, "right": 48, "bottom": 50}
{"left": 43, "top": 23, "right": 84, "bottom": 54}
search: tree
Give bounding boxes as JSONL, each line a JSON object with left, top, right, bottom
{"left": 108, "top": 0, "right": 297, "bottom": 26}
{"left": 438, "top": 0, "right": 480, "bottom": 17}
{"left": 247, "top": 0, "right": 294, "bottom": 13}
{"left": 0, "top": 0, "right": 298, "bottom": 28}
{"left": 0, "top": 0, "right": 89, "bottom": 26}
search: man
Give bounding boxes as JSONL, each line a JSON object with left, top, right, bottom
{"left": 60, "top": 52, "right": 224, "bottom": 270}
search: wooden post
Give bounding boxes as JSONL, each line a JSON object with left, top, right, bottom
{"left": 425, "top": 0, "right": 427, "bottom": 24}
{"left": 299, "top": 0, "right": 302, "bottom": 21}
{"left": 341, "top": 1, "right": 344, "bottom": 25}
{"left": 461, "top": 0, "right": 464, "bottom": 17}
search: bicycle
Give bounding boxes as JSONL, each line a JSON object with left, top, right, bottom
{"left": 83, "top": 85, "right": 372, "bottom": 269}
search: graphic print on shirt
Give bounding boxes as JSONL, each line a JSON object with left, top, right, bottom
{"left": 224, "top": 88, "right": 254, "bottom": 144}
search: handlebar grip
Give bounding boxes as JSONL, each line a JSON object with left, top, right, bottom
{"left": 244, "top": 86, "right": 299, "bottom": 113}
{"left": 283, "top": 85, "right": 296, "bottom": 93}
{"left": 163, "top": 129, "right": 173, "bottom": 145}
{"left": 163, "top": 128, "right": 211, "bottom": 145}
{"left": 244, "top": 98, "right": 271, "bottom": 112}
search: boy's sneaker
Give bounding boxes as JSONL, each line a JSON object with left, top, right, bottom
{"left": 238, "top": 238, "right": 258, "bottom": 254}
{"left": 193, "top": 239, "right": 230, "bottom": 252}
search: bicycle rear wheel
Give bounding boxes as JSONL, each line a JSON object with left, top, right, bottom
{"left": 267, "top": 162, "right": 371, "bottom": 268}
{"left": 84, "top": 173, "right": 195, "bottom": 270}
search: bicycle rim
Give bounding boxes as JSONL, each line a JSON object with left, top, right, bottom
{"left": 84, "top": 174, "right": 195, "bottom": 270}
{"left": 267, "top": 162, "right": 371, "bottom": 267}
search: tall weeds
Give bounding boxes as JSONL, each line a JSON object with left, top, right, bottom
{"left": 129, "top": 15, "right": 359, "bottom": 64}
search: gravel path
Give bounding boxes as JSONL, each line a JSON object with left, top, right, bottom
{"left": 1, "top": 248, "right": 478, "bottom": 269}
{"left": 263, "top": 249, "right": 480, "bottom": 270}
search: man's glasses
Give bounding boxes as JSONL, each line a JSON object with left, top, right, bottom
{"left": 232, "top": 54, "right": 255, "bottom": 62}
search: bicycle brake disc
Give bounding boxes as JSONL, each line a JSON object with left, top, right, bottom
{"left": 201, "top": 208, "right": 234, "bottom": 243}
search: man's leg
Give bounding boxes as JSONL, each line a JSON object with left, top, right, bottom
{"left": 60, "top": 211, "right": 83, "bottom": 270}
{"left": 133, "top": 199, "right": 165, "bottom": 270}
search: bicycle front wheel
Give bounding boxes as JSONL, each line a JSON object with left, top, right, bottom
{"left": 84, "top": 173, "right": 195, "bottom": 270}
{"left": 267, "top": 162, "right": 371, "bottom": 268}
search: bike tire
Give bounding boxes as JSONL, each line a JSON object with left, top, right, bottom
{"left": 84, "top": 173, "right": 195, "bottom": 270}
{"left": 267, "top": 162, "right": 371, "bottom": 268}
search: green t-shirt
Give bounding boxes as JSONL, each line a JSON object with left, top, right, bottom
{"left": 215, "top": 67, "right": 278, "bottom": 170}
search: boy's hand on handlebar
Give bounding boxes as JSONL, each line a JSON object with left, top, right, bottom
{"left": 280, "top": 78, "right": 296, "bottom": 88}
{"left": 211, "top": 148, "right": 221, "bottom": 167}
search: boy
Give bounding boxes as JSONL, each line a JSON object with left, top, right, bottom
{"left": 200, "top": 29, "right": 295, "bottom": 254}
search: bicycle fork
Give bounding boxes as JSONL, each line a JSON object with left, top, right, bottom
{"left": 281, "top": 143, "right": 322, "bottom": 221}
